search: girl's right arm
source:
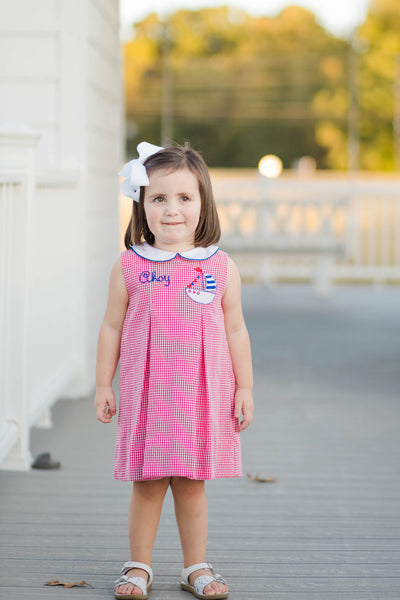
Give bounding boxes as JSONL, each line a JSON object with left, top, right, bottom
{"left": 94, "top": 258, "right": 129, "bottom": 423}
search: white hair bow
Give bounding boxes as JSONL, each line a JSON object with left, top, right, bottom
{"left": 119, "top": 141, "right": 164, "bottom": 202}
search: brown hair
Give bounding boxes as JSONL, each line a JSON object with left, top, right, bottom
{"left": 124, "top": 143, "right": 221, "bottom": 249}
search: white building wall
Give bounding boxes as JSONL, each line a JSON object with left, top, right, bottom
{"left": 0, "top": 1, "right": 59, "bottom": 169}
{"left": 85, "top": 0, "right": 123, "bottom": 372}
{"left": 0, "top": 0, "right": 123, "bottom": 469}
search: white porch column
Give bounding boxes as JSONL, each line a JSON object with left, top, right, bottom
{"left": 0, "top": 124, "right": 41, "bottom": 470}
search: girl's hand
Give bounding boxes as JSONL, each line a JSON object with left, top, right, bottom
{"left": 234, "top": 388, "right": 254, "bottom": 432}
{"left": 94, "top": 386, "right": 117, "bottom": 423}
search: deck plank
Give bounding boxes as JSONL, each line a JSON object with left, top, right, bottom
{"left": 1, "top": 285, "right": 400, "bottom": 599}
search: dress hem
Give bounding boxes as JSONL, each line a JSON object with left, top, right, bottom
{"left": 114, "top": 471, "right": 243, "bottom": 482}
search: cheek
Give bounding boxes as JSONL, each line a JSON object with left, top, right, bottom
{"left": 190, "top": 205, "right": 201, "bottom": 227}
{"left": 144, "top": 206, "right": 158, "bottom": 227}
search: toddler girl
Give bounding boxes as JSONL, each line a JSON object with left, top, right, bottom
{"left": 94, "top": 142, "right": 253, "bottom": 599}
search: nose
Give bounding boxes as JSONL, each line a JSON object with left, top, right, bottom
{"left": 164, "top": 199, "right": 179, "bottom": 215}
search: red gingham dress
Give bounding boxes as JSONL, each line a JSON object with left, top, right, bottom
{"left": 114, "top": 243, "right": 242, "bottom": 481}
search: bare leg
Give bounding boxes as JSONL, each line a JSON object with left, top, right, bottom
{"left": 170, "top": 477, "right": 228, "bottom": 596}
{"left": 116, "top": 477, "right": 170, "bottom": 596}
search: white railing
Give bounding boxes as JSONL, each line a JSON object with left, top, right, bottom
{"left": 213, "top": 174, "right": 400, "bottom": 287}
{"left": 0, "top": 126, "right": 41, "bottom": 469}
{"left": 0, "top": 126, "right": 87, "bottom": 471}
{"left": 336, "top": 185, "right": 400, "bottom": 282}
{"left": 0, "top": 173, "right": 25, "bottom": 465}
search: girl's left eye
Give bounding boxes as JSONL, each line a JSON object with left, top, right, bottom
{"left": 181, "top": 196, "right": 190, "bottom": 202}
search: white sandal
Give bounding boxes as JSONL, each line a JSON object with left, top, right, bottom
{"left": 114, "top": 561, "right": 153, "bottom": 600}
{"left": 180, "top": 562, "right": 228, "bottom": 599}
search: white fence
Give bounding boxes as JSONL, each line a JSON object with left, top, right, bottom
{"left": 0, "top": 123, "right": 120, "bottom": 471}
{"left": 0, "top": 128, "right": 42, "bottom": 469}
{"left": 213, "top": 173, "right": 400, "bottom": 287}
{"left": 0, "top": 128, "right": 85, "bottom": 471}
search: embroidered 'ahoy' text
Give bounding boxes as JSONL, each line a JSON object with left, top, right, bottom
{"left": 139, "top": 271, "right": 171, "bottom": 287}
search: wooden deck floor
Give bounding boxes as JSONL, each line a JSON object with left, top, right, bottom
{"left": 1, "top": 285, "right": 400, "bottom": 599}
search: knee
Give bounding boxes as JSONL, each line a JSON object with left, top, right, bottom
{"left": 134, "top": 477, "right": 170, "bottom": 501}
{"left": 170, "top": 477, "right": 205, "bottom": 501}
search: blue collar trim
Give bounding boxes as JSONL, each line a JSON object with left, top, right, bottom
{"left": 130, "top": 242, "right": 219, "bottom": 262}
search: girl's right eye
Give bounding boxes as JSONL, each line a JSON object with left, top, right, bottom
{"left": 153, "top": 196, "right": 165, "bottom": 203}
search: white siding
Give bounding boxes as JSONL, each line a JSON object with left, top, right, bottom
{"left": 28, "top": 185, "right": 80, "bottom": 403}
{"left": 0, "top": 0, "right": 122, "bottom": 469}
{"left": 0, "top": 35, "right": 58, "bottom": 78}
{"left": 84, "top": 0, "right": 122, "bottom": 375}
{"left": 0, "top": 82, "right": 57, "bottom": 124}
{"left": 0, "top": 0, "right": 57, "bottom": 30}
{"left": 0, "top": 1, "right": 59, "bottom": 170}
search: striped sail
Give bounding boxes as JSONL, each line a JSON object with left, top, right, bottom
{"left": 204, "top": 273, "right": 216, "bottom": 291}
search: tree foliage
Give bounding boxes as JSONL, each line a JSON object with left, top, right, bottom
{"left": 123, "top": 3, "right": 399, "bottom": 170}
{"left": 358, "top": 0, "right": 400, "bottom": 169}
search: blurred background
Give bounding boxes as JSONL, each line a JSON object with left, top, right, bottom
{"left": 1, "top": 5, "right": 400, "bottom": 597}
{"left": 121, "top": 0, "right": 400, "bottom": 172}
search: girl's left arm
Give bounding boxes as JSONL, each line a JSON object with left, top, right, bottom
{"left": 222, "top": 256, "right": 254, "bottom": 432}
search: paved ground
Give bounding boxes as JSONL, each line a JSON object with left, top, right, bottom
{"left": 1, "top": 284, "right": 400, "bottom": 599}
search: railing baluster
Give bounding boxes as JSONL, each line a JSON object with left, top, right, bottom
{"left": 213, "top": 176, "right": 400, "bottom": 284}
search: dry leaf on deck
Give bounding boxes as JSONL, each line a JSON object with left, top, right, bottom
{"left": 247, "top": 472, "right": 277, "bottom": 483}
{"left": 45, "top": 579, "right": 95, "bottom": 589}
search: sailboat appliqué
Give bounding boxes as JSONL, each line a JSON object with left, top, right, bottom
{"left": 186, "top": 267, "right": 216, "bottom": 305}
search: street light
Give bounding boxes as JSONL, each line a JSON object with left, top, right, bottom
{"left": 258, "top": 154, "right": 283, "bottom": 178}
{"left": 161, "top": 17, "right": 173, "bottom": 146}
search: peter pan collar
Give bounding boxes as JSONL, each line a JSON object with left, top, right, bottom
{"left": 131, "top": 242, "right": 219, "bottom": 262}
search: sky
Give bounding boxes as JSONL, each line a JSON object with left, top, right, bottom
{"left": 119, "top": 0, "right": 371, "bottom": 39}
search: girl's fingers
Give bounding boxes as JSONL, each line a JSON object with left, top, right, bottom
{"left": 234, "top": 399, "right": 242, "bottom": 419}
{"left": 234, "top": 398, "right": 244, "bottom": 430}
{"left": 235, "top": 408, "right": 244, "bottom": 431}
{"left": 95, "top": 401, "right": 115, "bottom": 423}
{"left": 234, "top": 391, "right": 253, "bottom": 431}
{"left": 235, "top": 406, "right": 253, "bottom": 432}
{"left": 104, "top": 403, "right": 115, "bottom": 420}
{"left": 98, "top": 411, "right": 109, "bottom": 423}
{"left": 237, "top": 418, "right": 248, "bottom": 432}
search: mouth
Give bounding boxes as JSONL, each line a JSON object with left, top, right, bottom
{"left": 163, "top": 222, "right": 183, "bottom": 226}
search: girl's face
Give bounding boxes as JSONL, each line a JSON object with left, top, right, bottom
{"left": 143, "top": 168, "right": 201, "bottom": 251}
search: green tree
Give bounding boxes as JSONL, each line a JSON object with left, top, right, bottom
{"left": 359, "top": 0, "right": 400, "bottom": 169}
{"left": 314, "top": 0, "right": 400, "bottom": 171}
{"left": 123, "top": 7, "right": 347, "bottom": 168}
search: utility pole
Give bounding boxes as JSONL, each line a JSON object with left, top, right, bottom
{"left": 348, "top": 32, "right": 360, "bottom": 173}
{"left": 161, "top": 20, "right": 173, "bottom": 147}
{"left": 394, "top": 54, "right": 400, "bottom": 172}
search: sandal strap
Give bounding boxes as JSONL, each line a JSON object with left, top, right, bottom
{"left": 120, "top": 561, "right": 153, "bottom": 585}
{"left": 193, "top": 575, "right": 219, "bottom": 594}
{"left": 181, "top": 562, "right": 213, "bottom": 580}
{"left": 181, "top": 562, "right": 227, "bottom": 593}
{"left": 114, "top": 575, "right": 148, "bottom": 594}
